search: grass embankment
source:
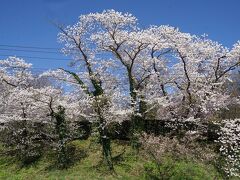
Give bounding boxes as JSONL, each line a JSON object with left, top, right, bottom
{"left": 0, "top": 139, "right": 222, "bottom": 180}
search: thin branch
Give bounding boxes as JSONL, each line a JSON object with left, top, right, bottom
{"left": 214, "top": 55, "right": 226, "bottom": 82}
{"left": 59, "top": 68, "right": 91, "bottom": 96}
{"left": 2, "top": 79, "right": 17, "bottom": 87}
{"left": 215, "top": 58, "right": 240, "bottom": 82}
{"left": 176, "top": 50, "right": 192, "bottom": 104}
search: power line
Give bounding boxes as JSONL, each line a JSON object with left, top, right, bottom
{"left": 0, "top": 48, "right": 61, "bottom": 54}
{"left": 0, "top": 44, "right": 60, "bottom": 50}
{"left": 0, "top": 48, "right": 107, "bottom": 56}
{"left": 0, "top": 54, "right": 70, "bottom": 61}
{"left": 0, "top": 44, "right": 109, "bottom": 55}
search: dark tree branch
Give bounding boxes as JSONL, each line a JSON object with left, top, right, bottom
{"left": 176, "top": 50, "right": 192, "bottom": 104}
{"left": 2, "top": 79, "right": 17, "bottom": 87}
{"left": 59, "top": 68, "right": 91, "bottom": 95}
{"left": 215, "top": 58, "right": 240, "bottom": 82}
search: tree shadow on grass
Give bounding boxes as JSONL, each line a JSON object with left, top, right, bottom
{"left": 90, "top": 147, "right": 127, "bottom": 176}
{"left": 45, "top": 145, "right": 88, "bottom": 171}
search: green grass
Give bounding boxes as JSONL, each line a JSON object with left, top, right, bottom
{"left": 144, "top": 157, "right": 222, "bottom": 180}
{"left": 0, "top": 139, "right": 146, "bottom": 180}
{"left": 0, "top": 139, "right": 223, "bottom": 180}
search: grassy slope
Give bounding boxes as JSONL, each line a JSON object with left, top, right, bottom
{"left": 0, "top": 139, "right": 222, "bottom": 180}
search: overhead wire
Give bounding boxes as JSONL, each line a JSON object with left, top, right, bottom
{"left": 0, "top": 48, "right": 61, "bottom": 54}
{"left": 0, "top": 44, "right": 67, "bottom": 62}
{"left": 0, "top": 54, "right": 70, "bottom": 61}
{"left": 0, "top": 44, "right": 60, "bottom": 50}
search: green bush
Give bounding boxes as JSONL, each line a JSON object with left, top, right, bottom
{"left": 144, "top": 157, "right": 221, "bottom": 180}
{"left": 0, "top": 120, "right": 51, "bottom": 166}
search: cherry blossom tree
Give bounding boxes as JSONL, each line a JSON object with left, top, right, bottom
{"left": 0, "top": 57, "right": 86, "bottom": 166}
{"left": 56, "top": 9, "right": 240, "bottom": 137}
{"left": 0, "top": 10, "right": 240, "bottom": 176}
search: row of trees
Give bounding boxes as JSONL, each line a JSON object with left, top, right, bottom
{"left": 0, "top": 10, "right": 240, "bottom": 177}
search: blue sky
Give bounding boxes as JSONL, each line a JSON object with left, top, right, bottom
{"left": 0, "top": 0, "right": 239, "bottom": 71}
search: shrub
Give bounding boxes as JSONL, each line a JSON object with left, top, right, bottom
{"left": 144, "top": 157, "right": 221, "bottom": 180}
{"left": 0, "top": 120, "right": 51, "bottom": 165}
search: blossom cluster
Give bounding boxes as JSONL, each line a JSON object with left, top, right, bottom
{"left": 217, "top": 119, "right": 240, "bottom": 177}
